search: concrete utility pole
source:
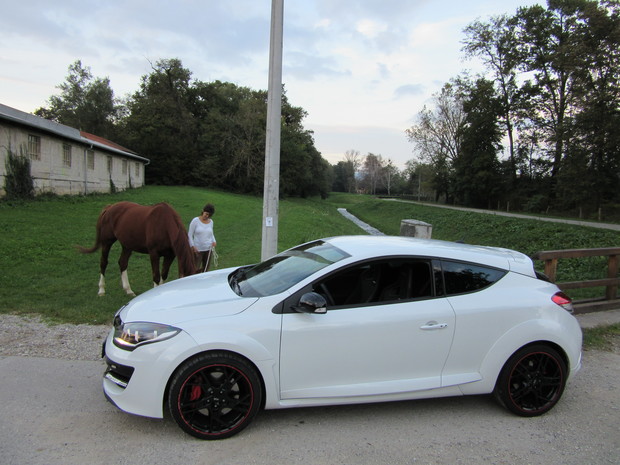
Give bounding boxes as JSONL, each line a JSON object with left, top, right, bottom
{"left": 261, "top": 0, "right": 284, "bottom": 261}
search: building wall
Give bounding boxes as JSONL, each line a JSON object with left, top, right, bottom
{"left": 0, "top": 121, "right": 145, "bottom": 196}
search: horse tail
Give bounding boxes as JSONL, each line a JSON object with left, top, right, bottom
{"left": 77, "top": 205, "right": 110, "bottom": 254}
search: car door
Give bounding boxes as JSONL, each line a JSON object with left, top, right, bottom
{"left": 279, "top": 258, "right": 456, "bottom": 400}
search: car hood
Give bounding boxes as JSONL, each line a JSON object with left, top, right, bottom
{"left": 118, "top": 268, "right": 258, "bottom": 326}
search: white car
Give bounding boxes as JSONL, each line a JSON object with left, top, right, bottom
{"left": 103, "top": 235, "right": 582, "bottom": 440}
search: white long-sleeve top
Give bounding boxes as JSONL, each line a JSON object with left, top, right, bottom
{"left": 188, "top": 217, "right": 216, "bottom": 252}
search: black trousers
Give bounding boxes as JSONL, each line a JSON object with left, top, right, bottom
{"left": 195, "top": 250, "right": 213, "bottom": 273}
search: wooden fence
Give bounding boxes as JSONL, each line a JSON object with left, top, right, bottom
{"left": 532, "top": 247, "right": 620, "bottom": 314}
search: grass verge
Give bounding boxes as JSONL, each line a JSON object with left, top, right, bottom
{"left": 582, "top": 324, "right": 620, "bottom": 351}
{"left": 0, "top": 187, "right": 363, "bottom": 324}
{"left": 1, "top": 189, "right": 618, "bottom": 325}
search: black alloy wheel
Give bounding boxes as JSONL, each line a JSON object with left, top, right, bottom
{"left": 168, "top": 352, "right": 263, "bottom": 440}
{"left": 495, "top": 344, "right": 567, "bottom": 417}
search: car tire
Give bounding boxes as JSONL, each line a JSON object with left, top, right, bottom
{"left": 168, "top": 351, "right": 263, "bottom": 440}
{"left": 494, "top": 344, "right": 567, "bottom": 417}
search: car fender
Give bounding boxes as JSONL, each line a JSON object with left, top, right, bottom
{"left": 181, "top": 326, "right": 281, "bottom": 408}
{"left": 458, "top": 316, "right": 582, "bottom": 395}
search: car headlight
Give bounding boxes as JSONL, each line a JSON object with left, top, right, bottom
{"left": 113, "top": 321, "right": 181, "bottom": 351}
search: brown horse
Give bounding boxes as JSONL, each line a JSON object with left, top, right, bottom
{"left": 79, "top": 201, "right": 196, "bottom": 296}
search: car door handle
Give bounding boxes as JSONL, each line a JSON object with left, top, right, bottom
{"left": 420, "top": 322, "right": 448, "bottom": 330}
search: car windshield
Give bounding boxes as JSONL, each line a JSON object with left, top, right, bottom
{"left": 229, "top": 240, "right": 350, "bottom": 297}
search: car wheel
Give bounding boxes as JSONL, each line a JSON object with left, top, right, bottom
{"left": 168, "top": 352, "right": 263, "bottom": 440}
{"left": 494, "top": 344, "right": 567, "bottom": 417}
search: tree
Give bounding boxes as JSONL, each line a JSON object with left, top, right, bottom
{"left": 558, "top": 0, "right": 620, "bottom": 212}
{"left": 462, "top": 14, "right": 524, "bottom": 183}
{"left": 120, "top": 59, "right": 198, "bottom": 185}
{"left": 406, "top": 82, "right": 466, "bottom": 201}
{"left": 38, "top": 59, "right": 333, "bottom": 198}
{"left": 381, "top": 159, "right": 399, "bottom": 195}
{"left": 361, "top": 153, "right": 384, "bottom": 195}
{"left": 514, "top": 2, "right": 585, "bottom": 184}
{"left": 513, "top": 0, "right": 620, "bottom": 210}
{"left": 343, "top": 149, "right": 361, "bottom": 193}
{"left": 453, "top": 78, "right": 503, "bottom": 207}
{"left": 403, "top": 160, "right": 436, "bottom": 201}
{"left": 35, "top": 60, "right": 118, "bottom": 139}
{"left": 219, "top": 88, "right": 268, "bottom": 193}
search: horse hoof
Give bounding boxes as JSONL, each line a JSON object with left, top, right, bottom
{"left": 98, "top": 292, "right": 106, "bottom": 297}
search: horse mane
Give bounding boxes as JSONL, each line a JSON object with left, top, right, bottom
{"left": 153, "top": 203, "right": 196, "bottom": 277}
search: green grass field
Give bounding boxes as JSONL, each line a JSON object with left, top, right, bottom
{"left": 0, "top": 187, "right": 365, "bottom": 324}
{"left": 1, "top": 187, "right": 618, "bottom": 325}
{"left": 347, "top": 199, "right": 620, "bottom": 296}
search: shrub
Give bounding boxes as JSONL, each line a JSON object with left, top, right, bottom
{"left": 4, "top": 146, "right": 34, "bottom": 200}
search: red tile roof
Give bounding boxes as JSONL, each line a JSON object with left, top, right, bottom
{"left": 80, "top": 131, "right": 137, "bottom": 154}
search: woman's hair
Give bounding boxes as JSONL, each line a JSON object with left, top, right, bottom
{"left": 202, "top": 203, "right": 215, "bottom": 216}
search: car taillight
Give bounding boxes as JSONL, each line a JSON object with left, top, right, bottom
{"left": 552, "top": 291, "right": 574, "bottom": 313}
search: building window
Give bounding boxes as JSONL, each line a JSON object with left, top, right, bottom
{"left": 135, "top": 163, "right": 140, "bottom": 176}
{"left": 28, "top": 134, "right": 41, "bottom": 160}
{"left": 87, "top": 150, "right": 95, "bottom": 170}
{"left": 63, "top": 144, "right": 72, "bottom": 167}
{"left": 122, "top": 159, "right": 128, "bottom": 175}
{"left": 107, "top": 156, "right": 113, "bottom": 174}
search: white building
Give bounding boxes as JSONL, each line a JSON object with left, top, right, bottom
{"left": 0, "top": 103, "right": 149, "bottom": 196}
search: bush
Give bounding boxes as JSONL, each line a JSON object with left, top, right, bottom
{"left": 4, "top": 147, "right": 34, "bottom": 200}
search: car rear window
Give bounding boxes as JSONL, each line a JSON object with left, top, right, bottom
{"left": 441, "top": 260, "right": 506, "bottom": 295}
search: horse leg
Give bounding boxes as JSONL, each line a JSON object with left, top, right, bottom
{"left": 119, "top": 247, "right": 136, "bottom": 296}
{"left": 98, "top": 241, "right": 114, "bottom": 296}
{"left": 149, "top": 253, "right": 162, "bottom": 287}
{"left": 160, "top": 254, "right": 175, "bottom": 285}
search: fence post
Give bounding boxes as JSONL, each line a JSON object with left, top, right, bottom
{"left": 544, "top": 258, "right": 558, "bottom": 282}
{"left": 607, "top": 254, "right": 619, "bottom": 300}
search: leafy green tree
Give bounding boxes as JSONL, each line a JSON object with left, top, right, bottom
{"left": 120, "top": 59, "right": 198, "bottom": 185}
{"left": 332, "top": 160, "right": 356, "bottom": 192}
{"left": 454, "top": 78, "right": 503, "bottom": 208}
{"left": 38, "top": 58, "right": 334, "bottom": 198}
{"left": 462, "top": 14, "right": 524, "bottom": 183}
{"left": 403, "top": 161, "right": 436, "bottom": 201}
{"left": 514, "top": 1, "right": 586, "bottom": 183}
{"left": 35, "top": 60, "right": 118, "bottom": 139}
{"left": 559, "top": 0, "right": 620, "bottom": 212}
{"left": 514, "top": 0, "right": 620, "bottom": 210}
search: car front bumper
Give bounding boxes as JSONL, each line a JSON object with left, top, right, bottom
{"left": 102, "top": 328, "right": 199, "bottom": 419}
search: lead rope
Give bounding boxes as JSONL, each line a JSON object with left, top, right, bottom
{"left": 204, "top": 248, "right": 219, "bottom": 272}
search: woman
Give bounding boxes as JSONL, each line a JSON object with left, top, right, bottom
{"left": 188, "top": 203, "right": 217, "bottom": 272}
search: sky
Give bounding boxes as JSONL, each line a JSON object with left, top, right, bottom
{"left": 1, "top": 0, "right": 542, "bottom": 169}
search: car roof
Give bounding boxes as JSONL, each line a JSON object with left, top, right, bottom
{"left": 321, "top": 235, "right": 534, "bottom": 275}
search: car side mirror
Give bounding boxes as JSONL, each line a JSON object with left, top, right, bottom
{"left": 292, "top": 292, "right": 327, "bottom": 314}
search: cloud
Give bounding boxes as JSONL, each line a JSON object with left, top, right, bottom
{"left": 394, "top": 84, "right": 426, "bottom": 99}
{"left": 1, "top": 0, "right": 543, "bottom": 169}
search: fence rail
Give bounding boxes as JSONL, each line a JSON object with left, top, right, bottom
{"left": 532, "top": 247, "right": 620, "bottom": 314}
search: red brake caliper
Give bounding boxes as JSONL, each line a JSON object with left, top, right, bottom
{"left": 189, "top": 385, "right": 202, "bottom": 401}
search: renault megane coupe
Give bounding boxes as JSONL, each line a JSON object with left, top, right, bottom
{"left": 103, "top": 235, "right": 582, "bottom": 440}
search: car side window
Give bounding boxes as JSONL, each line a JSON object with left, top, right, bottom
{"left": 315, "top": 259, "right": 434, "bottom": 307}
{"left": 440, "top": 260, "right": 506, "bottom": 295}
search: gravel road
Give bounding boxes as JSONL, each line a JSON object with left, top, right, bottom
{"left": 0, "top": 313, "right": 618, "bottom": 465}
